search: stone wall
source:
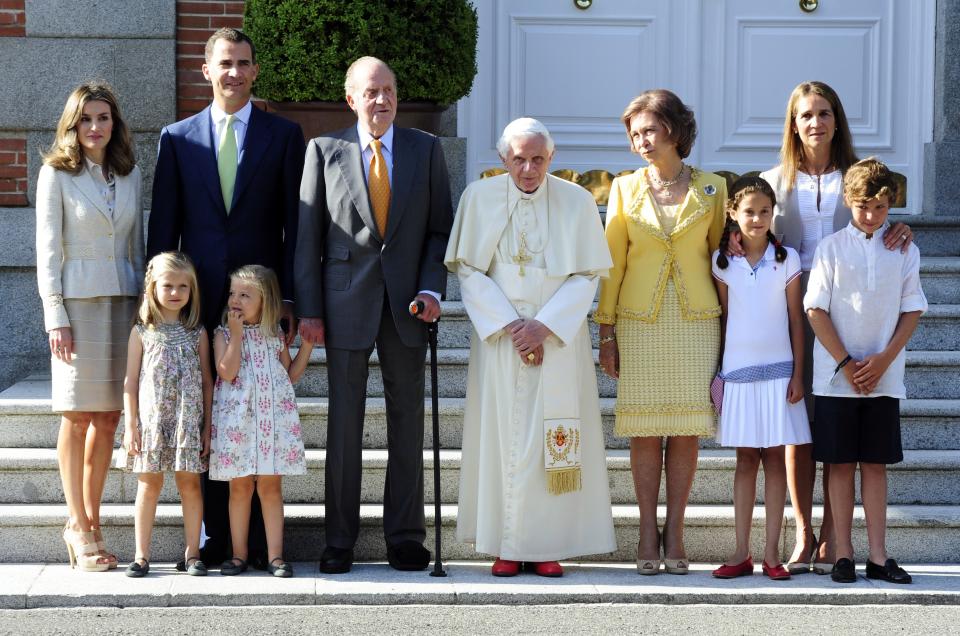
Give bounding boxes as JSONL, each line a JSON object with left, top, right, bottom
{"left": 0, "top": 0, "right": 176, "bottom": 390}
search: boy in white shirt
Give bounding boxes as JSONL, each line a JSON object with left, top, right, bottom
{"left": 803, "top": 158, "right": 927, "bottom": 584}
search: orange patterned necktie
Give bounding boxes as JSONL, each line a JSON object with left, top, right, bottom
{"left": 368, "top": 138, "right": 391, "bottom": 236}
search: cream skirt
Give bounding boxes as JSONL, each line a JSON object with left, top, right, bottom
{"left": 51, "top": 296, "right": 136, "bottom": 412}
{"left": 614, "top": 282, "right": 720, "bottom": 437}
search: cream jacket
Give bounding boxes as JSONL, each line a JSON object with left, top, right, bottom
{"left": 36, "top": 163, "right": 145, "bottom": 330}
{"left": 595, "top": 168, "right": 727, "bottom": 325}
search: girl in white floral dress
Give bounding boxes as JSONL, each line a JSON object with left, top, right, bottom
{"left": 122, "top": 252, "right": 212, "bottom": 578}
{"left": 210, "top": 265, "right": 311, "bottom": 578}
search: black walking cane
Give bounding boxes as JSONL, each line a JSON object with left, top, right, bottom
{"left": 409, "top": 299, "right": 447, "bottom": 577}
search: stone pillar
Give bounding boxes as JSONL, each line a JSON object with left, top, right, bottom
{"left": 923, "top": 0, "right": 960, "bottom": 215}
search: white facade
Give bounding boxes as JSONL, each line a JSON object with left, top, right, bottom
{"left": 459, "top": 0, "right": 935, "bottom": 212}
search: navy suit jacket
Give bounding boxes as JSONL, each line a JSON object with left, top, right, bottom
{"left": 147, "top": 104, "right": 305, "bottom": 330}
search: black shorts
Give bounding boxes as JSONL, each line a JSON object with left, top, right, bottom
{"left": 812, "top": 395, "right": 903, "bottom": 464}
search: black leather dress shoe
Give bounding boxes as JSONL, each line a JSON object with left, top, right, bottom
{"left": 319, "top": 546, "right": 354, "bottom": 574}
{"left": 866, "top": 558, "right": 912, "bottom": 584}
{"left": 831, "top": 558, "right": 857, "bottom": 583}
{"left": 387, "top": 541, "right": 430, "bottom": 571}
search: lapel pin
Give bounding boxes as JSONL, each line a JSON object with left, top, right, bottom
{"left": 704, "top": 184, "right": 716, "bottom": 196}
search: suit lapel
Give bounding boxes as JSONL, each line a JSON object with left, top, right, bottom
{"left": 335, "top": 127, "right": 381, "bottom": 241}
{"left": 185, "top": 107, "right": 227, "bottom": 217}
{"left": 232, "top": 106, "right": 271, "bottom": 209}
{"left": 114, "top": 170, "right": 133, "bottom": 224}
{"left": 70, "top": 169, "right": 111, "bottom": 222}
{"left": 384, "top": 127, "right": 412, "bottom": 244}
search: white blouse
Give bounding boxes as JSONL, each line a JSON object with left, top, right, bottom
{"left": 796, "top": 169, "right": 842, "bottom": 270}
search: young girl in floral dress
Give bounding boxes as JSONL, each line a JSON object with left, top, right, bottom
{"left": 122, "top": 252, "right": 212, "bottom": 577}
{"left": 210, "top": 265, "right": 310, "bottom": 578}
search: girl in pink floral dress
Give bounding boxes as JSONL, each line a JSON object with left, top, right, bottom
{"left": 210, "top": 265, "right": 311, "bottom": 578}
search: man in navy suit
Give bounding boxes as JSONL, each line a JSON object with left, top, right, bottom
{"left": 147, "top": 27, "right": 305, "bottom": 570}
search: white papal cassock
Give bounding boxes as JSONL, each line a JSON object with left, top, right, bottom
{"left": 444, "top": 173, "right": 617, "bottom": 561}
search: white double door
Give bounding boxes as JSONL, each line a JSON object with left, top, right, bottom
{"left": 459, "top": 0, "right": 934, "bottom": 212}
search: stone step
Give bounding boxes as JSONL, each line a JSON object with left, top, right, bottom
{"left": 4, "top": 562, "right": 960, "bottom": 610}
{"left": 889, "top": 214, "right": 960, "bottom": 257}
{"left": 2, "top": 448, "right": 956, "bottom": 507}
{"left": 444, "top": 256, "right": 960, "bottom": 303}
{"left": 2, "top": 381, "right": 959, "bottom": 450}
{"left": 294, "top": 348, "right": 960, "bottom": 400}
{"left": 1, "top": 502, "right": 957, "bottom": 563}
{"left": 434, "top": 301, "right": 960, "bottom": 351}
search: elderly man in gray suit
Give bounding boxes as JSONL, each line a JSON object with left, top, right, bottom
{"left": 296, "top": 56, "right": 453, "bottom": 573}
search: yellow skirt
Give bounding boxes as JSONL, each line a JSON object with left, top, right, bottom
{"left": 614, "top": 282, "right": 719, "bottom": 437}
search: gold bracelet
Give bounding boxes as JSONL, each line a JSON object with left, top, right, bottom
{"left": 598, "top": 335, "right": 617, "bottom": 345}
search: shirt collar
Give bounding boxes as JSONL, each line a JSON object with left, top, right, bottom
{"left": 844, "top": 220, "right": 890, "bottom": 241}
{"left": 211, "top": 100, "right": 252, "bottom": 128}
{"left": 358, "top": 124, "right": 394, "bottom": 155}
{"left": 732, "top": 242, "right": 776, "bottom": 270}
{"left": 83, "top": 156, "right": 112, "bottom": 182}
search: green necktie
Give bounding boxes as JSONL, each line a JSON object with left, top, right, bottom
{"left": 218, "top": 114, "right": 238, "bottom": 212}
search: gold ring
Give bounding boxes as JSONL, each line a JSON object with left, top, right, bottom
{"left": 526, "top": 353, "right": 535, "bottom": 361}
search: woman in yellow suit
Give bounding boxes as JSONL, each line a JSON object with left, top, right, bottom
{"left": 596, "top": 90, "right": 726, "bottom": 575}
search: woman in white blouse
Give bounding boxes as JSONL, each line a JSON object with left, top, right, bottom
{"left": 760, "top": 81, "right": 912, "bottom": 575}
{"left": 36, "top": 81, "right": 144, "bottom": 571}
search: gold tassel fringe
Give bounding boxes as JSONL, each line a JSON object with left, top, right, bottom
{"left": 547, "top": 467, "right": 581, "bottom": 495}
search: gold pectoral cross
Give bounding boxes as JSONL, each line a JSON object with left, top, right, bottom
{"left": 513, "top": 231, "right": 532, "bottom": 276}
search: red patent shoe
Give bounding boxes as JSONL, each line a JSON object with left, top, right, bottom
{"left": 712, "top": 556, "right": 754, "bottom": 579}
{"left": 491, "top": 558, "right": 521, "bottom": 577}
{"left": 762, "top": 561, "right": 791, "bottom": 580}
{"left": 529, "top": 561, "right": 563, "bottom": 577}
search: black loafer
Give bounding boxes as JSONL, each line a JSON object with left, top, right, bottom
{"left": 185, "top": 556, "right": 208, "bottom": 576}
{"left": 387, "top": 540, "right": 430, "bottom": 571}
{"left": 268, "top": 557, "right": 294, "bottom": 578}
{"left": 831, "top": 558, "right": 857, "bottom": 583}
{"left": 220, "top": 557, "right": 248, "bottom": 576}
{"left": 866, "top": 558, "right": 912, "bottom": 584}
{"left": 125, "top": 558, "right": 149, "bottom": 578}
{"left": 319, "top": 546, "right": 354, "bottom": 574}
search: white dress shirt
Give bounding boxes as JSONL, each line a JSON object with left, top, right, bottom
{"left": 804, "top": 222, "right": 928, "bottom": 399}
{"left": 358, "top": 124, "right": 394, "bottom": 186}
{"left": 210, "top": 100, "right": 252, "bottom": 163}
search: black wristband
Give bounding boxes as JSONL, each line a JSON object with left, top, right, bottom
{"left": 834, "top": 354, "right": 852, "bottom": 375}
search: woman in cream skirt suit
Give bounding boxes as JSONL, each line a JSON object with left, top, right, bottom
{"left": 36, "top": 81, "right": 144, "bottom": 571}
{"left": 596, "top": 90, "right": 726, "bottom": 575}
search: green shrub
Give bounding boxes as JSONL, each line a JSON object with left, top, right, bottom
{"left": 245, "top": 0, "right": 478, "bottom": 105}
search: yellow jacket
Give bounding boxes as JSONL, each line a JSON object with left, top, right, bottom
{"left": 595, "top": 167, "right": 727, "bottom": 325}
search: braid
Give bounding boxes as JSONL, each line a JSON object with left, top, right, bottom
{"left": 716, "top": 220, "right": 734, "bottom": 269}
{"left": 768, "top": 230, "right": 787, "bottom": 262}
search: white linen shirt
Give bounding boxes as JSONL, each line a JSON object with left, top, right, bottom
{"left": 712, "top": 245, "right": 802, "bottom": 375}
{"left": 803, "top": 222, "right": 927, "bottom": 398}
{"left": 796, "top": 170, "right": 843, "bottom": 270}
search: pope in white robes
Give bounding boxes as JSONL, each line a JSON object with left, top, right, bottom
{"left": 444, "top": 118, "right": 617, "bottom": 577}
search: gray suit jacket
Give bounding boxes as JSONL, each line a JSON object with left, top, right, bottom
{"left": 760, "top": 164, "right": 851, "bottom": 253}
{"left": 295, "top": 125, "right": 453, "bottom": 349}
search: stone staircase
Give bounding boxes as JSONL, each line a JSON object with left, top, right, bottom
{"left": 0, "top": 214, "right": 958, "bottom": 566}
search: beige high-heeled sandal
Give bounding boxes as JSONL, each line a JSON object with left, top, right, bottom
{"left": 63, "top": 524, "right": 110, "bottom": 572}
{"left": 636, "top": 530, "right": 661, "bottom": 575}
{"left": 92, "top": 527, "right": 118, "bottom": 569}
{"left": 662, "top": 534, "right": 689, "bottom": 575}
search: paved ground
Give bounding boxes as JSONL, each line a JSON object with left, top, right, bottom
{"left": 1, "top": 603, "right": 960, "bottom": 635}
{"left": 2, "top": 562, "right": 959, "bottom": 609}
